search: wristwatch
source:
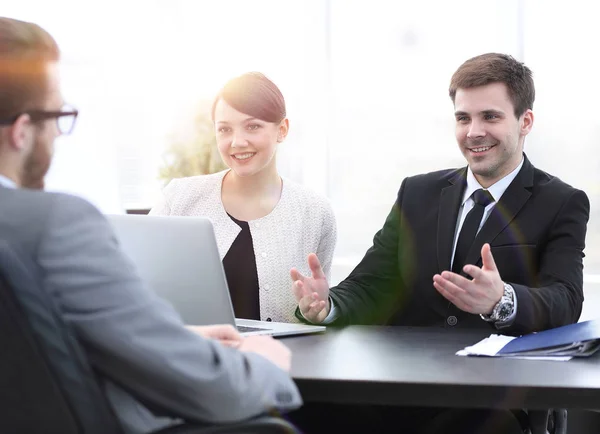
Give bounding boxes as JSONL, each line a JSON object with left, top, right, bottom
{"left": 480, "top": 282, "right": 515, "bottom": 324}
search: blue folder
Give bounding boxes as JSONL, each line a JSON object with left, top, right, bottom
{"left": 497, "top": 319, "right": 600, "bottom": 356}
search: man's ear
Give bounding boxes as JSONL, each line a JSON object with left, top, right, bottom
{"left": 9, "top": 114, "right": 34, "bottom": 152}
{"left": 520, "top": 109, "right": 534, "bottom": 137}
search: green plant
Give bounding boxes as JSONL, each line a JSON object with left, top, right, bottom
{"left": 158, "top": 105, "right": 227, "bottom": 184}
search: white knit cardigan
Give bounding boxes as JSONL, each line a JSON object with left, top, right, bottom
{"left": 149, "top": 170, "right": 337, "bottom": 323}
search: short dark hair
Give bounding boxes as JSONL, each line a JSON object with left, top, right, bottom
{"left": 211, "top": 72, "right": 286, "bottom": 123}
{"left": 0, "top": 17, "right": 60, "bottom": 121}
{"left": 449, "top": 53, "right": 534, "bottom": 118}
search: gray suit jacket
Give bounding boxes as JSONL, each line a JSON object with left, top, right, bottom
{"left": 0, "top": 185, "right": 302, "bottom": 434}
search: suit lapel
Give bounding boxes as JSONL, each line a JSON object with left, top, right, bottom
{"left": 437, "top": 169, "right": 467, "bottom": 272}
{"left": 462, "top": 156, "right": 534, "bottom": 269}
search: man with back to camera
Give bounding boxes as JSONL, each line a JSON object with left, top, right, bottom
{"left": 291, "top": 53, "right": 589, "bottom": 433}
{"left": 0, "top": 16, "right": 302, "bottom": 434}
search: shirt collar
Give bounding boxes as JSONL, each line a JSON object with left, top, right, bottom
{"left": 462, "top": 156, "right": 524, "bottom": 206}
{"left": 0, "top": 174, "right": 17, "bottom": 189}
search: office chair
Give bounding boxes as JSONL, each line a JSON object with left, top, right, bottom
{"left": 0, "top": 242, "right": 298, "bottom": 434}
{"left": 528, "top": 409, "right": 567, "bottom": 434}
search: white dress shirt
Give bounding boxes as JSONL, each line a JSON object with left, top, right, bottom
{"left": 321, "top": 157, "right": 525, "bottom": 326}
{"left": 451, "top": 158, "right": 524, "bottom": 267}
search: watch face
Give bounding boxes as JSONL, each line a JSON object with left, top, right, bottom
{"left": 497, "top": 299, "right": 513, "bottom": 320}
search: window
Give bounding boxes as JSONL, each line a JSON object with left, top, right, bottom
{"left": 6, "top": 0, "right": 600, "bottom": 289}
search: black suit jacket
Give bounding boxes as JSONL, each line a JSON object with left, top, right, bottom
{"left": 322, "top": 155, "right": 589, "bottom": 335}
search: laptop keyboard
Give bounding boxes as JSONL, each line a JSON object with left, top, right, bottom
{"left": 237, "top": 325, "right": 270, "bottom": 333}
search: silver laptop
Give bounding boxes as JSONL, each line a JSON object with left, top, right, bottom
{"left": 106, "top": 214, "right": 325, "bottom": 337}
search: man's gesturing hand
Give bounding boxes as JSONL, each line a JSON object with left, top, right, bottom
{"left": 290, "top": 253, "right": 330, "bottom": 323}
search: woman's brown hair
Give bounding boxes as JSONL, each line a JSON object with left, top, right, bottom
{"left": 212, "top": 72, "right": 286, "bottom": 123}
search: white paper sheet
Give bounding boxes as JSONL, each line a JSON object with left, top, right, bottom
{"left": 456, "top": 334, "right": 572, "bottom": 361}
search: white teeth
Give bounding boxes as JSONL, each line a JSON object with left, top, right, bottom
{"left": 471, "top": 146, "right": 491, "bottom": 153}
{"left": 233, "top": 153, "right": 255, "bottom": 160}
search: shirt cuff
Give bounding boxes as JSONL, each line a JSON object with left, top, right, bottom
{"left": 321, "top": 298, "right": 338, "bottom": 324}
{"left": 300, "top": 297, "right": 338, "bottom": 325}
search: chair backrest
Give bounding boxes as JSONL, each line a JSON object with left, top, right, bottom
{"left": 0, "top": 241, "right": 124, "bottom": 434}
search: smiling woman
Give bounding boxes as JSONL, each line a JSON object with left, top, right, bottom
{"left": 149, "top": 72, "right": 337, "bottom": 324}
{"left": 212, "top": 72, "right": 287, "bottom": 184}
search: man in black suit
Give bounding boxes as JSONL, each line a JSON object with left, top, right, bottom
{"left": 290, "top": 53, "right": 589, "bottom": 433}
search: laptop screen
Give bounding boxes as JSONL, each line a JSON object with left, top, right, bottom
{"left": 107, "top": 214, "right": 238, "bottom": 327}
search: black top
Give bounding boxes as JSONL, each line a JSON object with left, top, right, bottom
{"left": 222, "top": 214, "right": 261, "bottom": 320}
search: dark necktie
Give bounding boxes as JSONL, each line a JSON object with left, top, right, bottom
{"left": 452, "top": 189, "right": 495, "bottom": 274}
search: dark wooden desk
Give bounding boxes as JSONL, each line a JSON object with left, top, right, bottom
{"left": 284, "top": 326, "right": 600, "bottom": 410}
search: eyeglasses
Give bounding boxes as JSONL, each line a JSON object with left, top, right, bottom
{"left": 0, "top": 104, "right": 79, "bottom": 135}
